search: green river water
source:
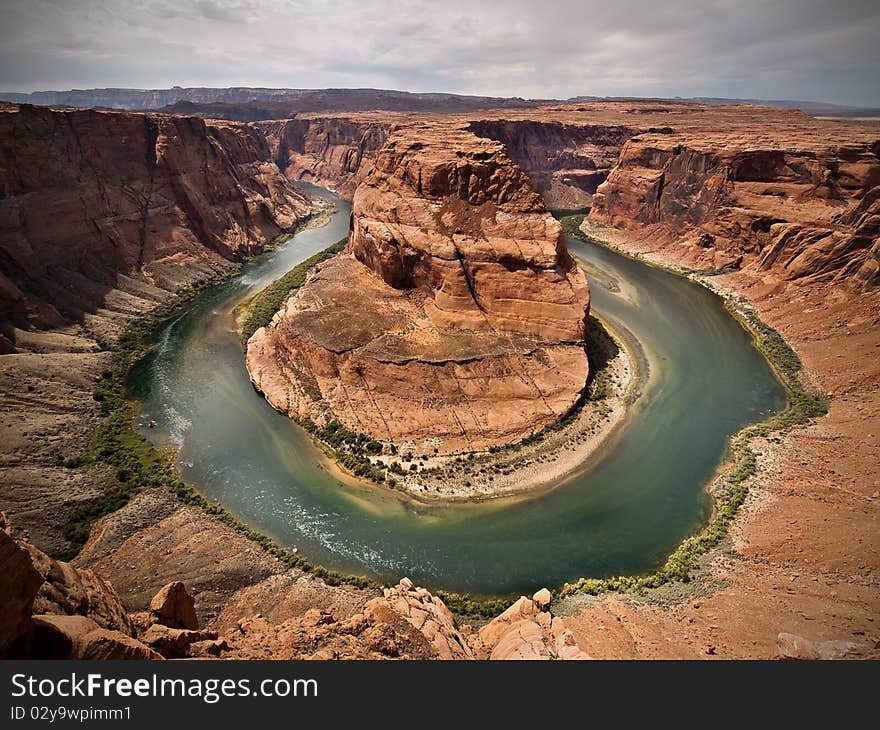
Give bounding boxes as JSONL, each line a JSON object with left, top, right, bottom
{"left": 130, "top": 184, "right": 787, "bottom": 596}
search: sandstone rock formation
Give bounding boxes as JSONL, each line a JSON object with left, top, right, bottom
{"left": 258, "top": 116, "right": 392, "bottom": 197}
{"left": 0, "top": 104, "right": 312, "bottom": 349}
{"left": 589, "top": 126, "right": 880, "bottom": 289}
{"left": 193, "top": 578, "right": 590, "bottom": 661}
{"left": 2, "top": 99, "right": 878, "bottom": 663}
{"left": 469, "top": 119, "right": 635, "bottom": 209}
{"left": 0, "top": 512, "right": 44, "bottom": 656}
{"left": 148, "top": 581, "right": 200, "bottom": 630}
{"left": 3, "top": 520, "right": 593, "bottom": 661}
{"left": 0, "top": 512, "right": 150, "bottom": 658}
{"left": 247, "top": 125, "right": 590, "bottom": 454}
{"left": 469, "top": 589, "right": 591, "bottom": 660}
{"left": 28, "top": 615, "right": 162, "bottom": 660}
{"left": 365, "top": 577, "right": 473, "bottom": 659}
{"left": 246, "top": 103, "right": 878, "bottom": 292}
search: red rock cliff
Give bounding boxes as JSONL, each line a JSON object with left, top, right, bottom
{"left": 589, "top": 129, "right": 880, "bottom": 288}
{"left": 246, "top": 125, "right": 590, "bottom": 455}
{"left": 0, "top": 105, "right": 312, "bottom": 347}
{"left": 257, "top": 116, "right": 392, "bottom": 197}
{"left": 468, "top": 119, "right": 637, "bottom": 209}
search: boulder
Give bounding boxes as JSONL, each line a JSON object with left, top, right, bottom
{"left": 364, "top": 579, "right": 473, "bottom": 660}
{"left": 29, "top": 615, "right": 161, "bottom": 660}
{"left": 141, "top": 623, "right": 217, "bottom": 659}
{"left": 149, "top": 581, "right": 199, "bottom": 630}
{"left": 532, "top": 588, "right": 552, "bottom": 611}
{"left": 0, "top": 513, "right": 45, "bottom": 657}
{"left": 473, "top": 594, "right": 590, "bottom": 660}
{"left": 0, "top": 512, "right": 133, "bottom": 657}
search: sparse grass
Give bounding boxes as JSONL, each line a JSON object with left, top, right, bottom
{"left": 550, "top": 208, "right": 592, "bottom": 220}
{"left": 64, "top": 231, "right": 378, "bottom": 591}
{"left": 435, "top": 591, "right": 516, "bottom": 620}
{"left": 68, "top": 207, "right": 830, "bottom": 621}
{"left": 239, "top": 238, "right": 346, "bottom": 344}
{"left": 63, "top": 274, "right": 230, "bottom": 558}
{"left": 558, "top": 213, "right": 591, "bottom": 241}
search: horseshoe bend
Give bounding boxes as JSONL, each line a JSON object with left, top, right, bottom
{"left": 0, "top": 89, "right": 878, "bottom": 661}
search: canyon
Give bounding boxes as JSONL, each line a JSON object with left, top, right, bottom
{"left": 0, "top": 96, "right": 878, "bottom": 659}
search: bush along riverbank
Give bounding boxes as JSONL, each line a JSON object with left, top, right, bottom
{"left": 68, "top": 233, "right": 376, "bottom": 591}
{"left": 557, "top": 214, "right": 828, "bottom": 599}
{"left": 239, "top": 237, "right": 346, "bottom": 345}
{"left": 287, "top": 311, "right": 629, "bottom": 505}
{"left": 74, "top": 209, "right": 827, "bottom": 621}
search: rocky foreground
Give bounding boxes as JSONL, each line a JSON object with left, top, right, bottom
{"left": 1, "top": 512, "right": 588, "bottom": 660}
{"left": 246, "top": 124, "right": 590, "bottom": 455}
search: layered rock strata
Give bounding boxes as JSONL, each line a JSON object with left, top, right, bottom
{"left": 589, "top": 130, "right": 880, "bottom": 289}
{"left": 257, "top": 117, "right": 393, "bottom": 197}
{"left": 0, "top": 104, "right": 312, "bottom": 348}
{"left": 468, "top": 119, "right": 636, "bottom": 209}
{"left": 247, "top": 126, "right": 590, "bottom": 454}
{"left": 247, "top": 104, "right": 879, "bottom": 290}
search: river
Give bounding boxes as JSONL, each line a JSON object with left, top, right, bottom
{"left": 129, "top": 183, "right": 787, "bottom": 596}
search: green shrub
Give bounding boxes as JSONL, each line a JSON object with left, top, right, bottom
{"left": 239, "top": 238, "right": 346, "bottom": 344}
{"left": 63, "top": 233, "right": 377, "bottom": 593}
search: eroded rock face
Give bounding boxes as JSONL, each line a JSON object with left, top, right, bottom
{"left": 469, "top": 590, "right": 590, "bottom": 660}
{"left": 0, "top": 513, "right": 44, "bottom": 656}
{"left": 590, "top": 132, "right": 880, "bottom": 288}
{"left": 29, "top": 615, "right": 162, "bottom": 661}
{"left": 0, "top": 104, "right": 312, "bottom": 342}
{"left": 0, "top": 512, "right": 140, "bottom": 658}
{"left": 469, "top": 119, "right": 636, "bottom": 209}
{"left": 247, "top": 126, "right": 590, "bottom": 454}
{"left": 258, "top": 117, "right": 392, "bottom": 197}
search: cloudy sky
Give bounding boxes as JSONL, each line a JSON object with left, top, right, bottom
{"left": 1, "top": 0, "right": 878, "bottom": 105}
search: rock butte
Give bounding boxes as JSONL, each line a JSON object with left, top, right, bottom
{"left": 246, "top": 125, "right": 590, "bottom": 455}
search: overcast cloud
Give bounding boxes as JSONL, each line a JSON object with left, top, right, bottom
{"left": 1, "top": 0, "right": 878, "bottom": 105}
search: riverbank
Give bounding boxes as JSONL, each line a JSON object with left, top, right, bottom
{"left": 237, "top": 229, "right": 638, "bottom": 503}
{"left": 292, "top": 311, "right": 636, "bottom": 503}
{"left": 0, "top": 197, "right": 392, "bottom": 630}
{"left": 545, "top": 217, "right": 880, "bottom": 658}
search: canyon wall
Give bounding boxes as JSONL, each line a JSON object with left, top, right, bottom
{"left": 468, "top": 119, "right": 637, "bottom": 209}
{"left": 0, "top": 104, "right": 312, "bottom": 349}
{"left": 589, "top": 132, "right": 880, "bottom": 288}
{"left": 246, "top": 125, "right": 590, "bottom": 455}
{"left": 257, "top": 117, "right": 393, "bottom": 197}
